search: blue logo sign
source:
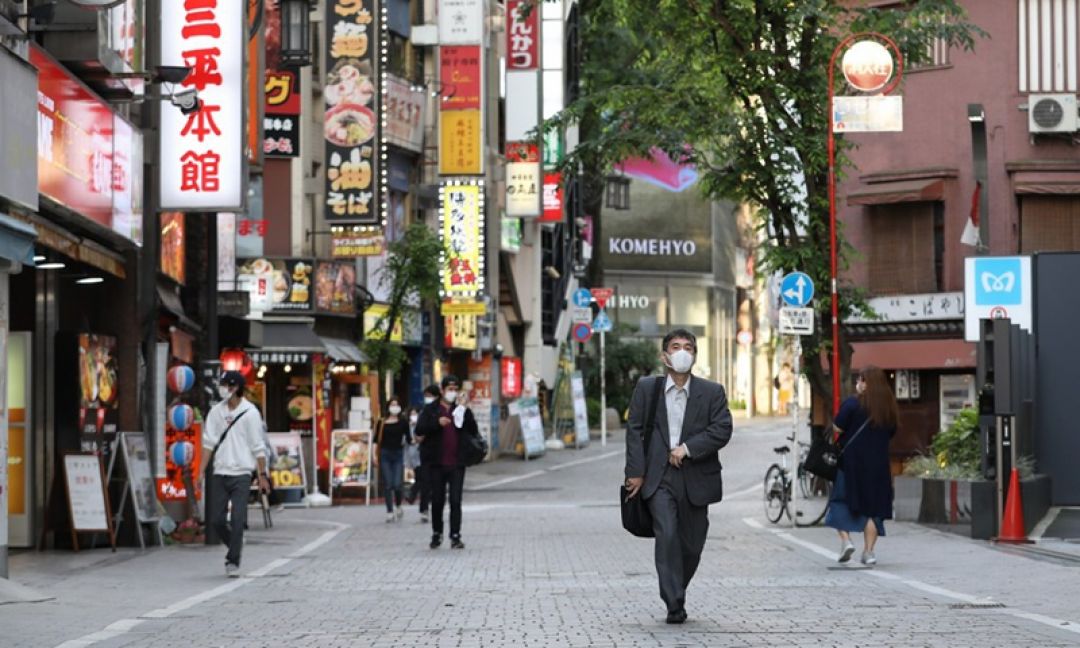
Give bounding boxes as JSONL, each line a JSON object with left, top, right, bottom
{"left": 572, "top": 288, "right": 593, "bottom": 308}
{"left": 973, "top": 257, "right": 1022, "bottom": 306}
{"left": 593, "top": 310, "right": 613, "bottom": 332}
{"left": 572, "top": 322, "right": 593, "bottom": 343}
{"left": 780, "top": 272, "right": 814, "bottom": 307}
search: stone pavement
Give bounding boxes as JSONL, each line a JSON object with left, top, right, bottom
{"left": 2, "top": 417, "right": 1079, "bottom": 647}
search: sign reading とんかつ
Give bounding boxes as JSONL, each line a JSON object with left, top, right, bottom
{"left": 324, "top": 0, "right": 379, "bottom": 223}
{"left": 441, "top": 183, "right": 484, "bottom": 297}
{"left": 159, "top": 0, "right": 244, "bottom": 210}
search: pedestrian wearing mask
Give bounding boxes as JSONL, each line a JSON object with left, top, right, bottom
{"left": 202, "top": 371, "right": 270, "bottom": 577}
{"left": 374, "top": 396, "right": 409, "bottom": 523}
{"left": 415, "top": 376, "right": 479, "bottom": 549}
{"left": 624, "top": 329, "right": 734, "bottom": 624}
{"left": 405, "top": 404, "right": 430, "bottom": 523}
{"left": 826, "top": 366, "right": 898, "bottom": 566}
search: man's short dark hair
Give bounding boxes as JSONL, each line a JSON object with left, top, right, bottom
{"left": 424, "top": 384, "right": 441, "bottom": 397}
{"left": 441, "top": 374, "right": 460, "bottom": 389}
{"left": 662, "top": 328, "right": 697, "bottom": 352}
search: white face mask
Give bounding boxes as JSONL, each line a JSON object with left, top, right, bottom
{"left": 388, "top": 405, "right": 402, "bottom": 415}
{"left": 443, "top": 390, "right": 459, "bottom": 403}
{"left": 665, "top": 349, "right": 695, "bottom": 375}
{"left": 218, "top": 385, "right": 234, "bottom": 400}
{"left": 856, "top": 380, "right": 867, "bottom": 395}
{"left": 423, "top": 396, "right": 436, "bottom": 405}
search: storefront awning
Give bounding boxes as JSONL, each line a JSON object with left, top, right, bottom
{"left": 157, "top": 285, "right": 202, "bottom": 332}
{"left": 249, "top": 320, "right": 326, "bottom": 352}
{"left": 319, "top": 336, "right": 368, "bottom": 363}
{"left": 851, "top": 339, "right": 975, "bottom": 371}
{"left": 846, "top": 178, "right": 945, "bottom": 206}
{"left": 0, "top": 214, "right": 37, "bottom": 266}
{"left": 1012, "top": 171, "right": 1080, "bottom": 194}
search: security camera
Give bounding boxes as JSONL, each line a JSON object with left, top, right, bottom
{"left": 155, "top": 65, "right": 192, "bottom": 85}
{"left": 170, "top": 88, "right": 201, "bottom": 115}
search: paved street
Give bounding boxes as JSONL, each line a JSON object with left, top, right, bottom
{"left": 3, "top": 417, "right": 1080, "bottom": 647}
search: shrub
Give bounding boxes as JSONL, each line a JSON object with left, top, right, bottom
{"left": 931, "top": 408, "right": 981, "bottom": 474}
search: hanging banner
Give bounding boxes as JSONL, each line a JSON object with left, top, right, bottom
{"left": 314, "top": 355, "right": 332, "bottom": 471}
{"left": 385, "top": 75, "right": 425, "bottom": 153}
{"left": 159, "top": 0, "right": 244, "bottom": 210}
{"left": 324, "top": 0, "right": 379, "bottom": 223}
{"left": 439, "top": 111, "right": 483, "bottom": 176}
{"left": 264, "top": 0, "right": 301, "bottom": 158}
{"left": 314, "top": 260, "right": 358, "bottom": 315}
{"left": 437, "top": 0, "right": 484, "bottom": 45}
{"left": 440, "top": 183, "right": 484, "bottom": 297}
{"left": 444, "top": 314, "right": 478, "bottom": 350}
{"left": 506, "top": 142, "right": 541, "bottom": 218}
{"left": 541, "top": 172, "right": 563, "bottom": 223}
{"left": 506, "top": 0, "right": 539, "bottom": 70}
{"left": 331, "top": 230, "right": 385, "bottom": 257}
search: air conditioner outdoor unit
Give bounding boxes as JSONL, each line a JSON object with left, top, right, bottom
{"left": 1028, "top": 93, "right": 1079, "bottom": 133}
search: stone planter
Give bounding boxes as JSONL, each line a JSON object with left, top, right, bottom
{"left": 893, "top": 474, "right": 1052, "bottom": 540}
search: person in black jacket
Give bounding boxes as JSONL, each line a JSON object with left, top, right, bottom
{"left": 415, "top": 375, "right": 479, "bottom": 549}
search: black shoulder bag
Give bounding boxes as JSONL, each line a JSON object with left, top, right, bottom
{"left": 804, "top": 418, "right": 869, "bottom": 482}
{"left": 621, "top": 377, "right": 666, "bottom": 538}
{"left": 203, "top": 409, "right": 248, "bottom": 483}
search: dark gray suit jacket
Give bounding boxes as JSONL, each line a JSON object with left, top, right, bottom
{"left": 624, "top": 374, "right": 734, "bottom": 507}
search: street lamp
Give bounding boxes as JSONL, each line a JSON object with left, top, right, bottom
{"left": 280, "top": 0, "right": 313, "bottom": 67}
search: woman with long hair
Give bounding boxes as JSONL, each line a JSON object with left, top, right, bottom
{"left": 374, "top": 396, "right": 409, "bottom": 523}
{"left": 825, "top": 366, "right": 899, "bottom": 565}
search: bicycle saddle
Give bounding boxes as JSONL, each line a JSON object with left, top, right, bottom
{"left": 773, "top": 445, "right": 791, "bottom": 454}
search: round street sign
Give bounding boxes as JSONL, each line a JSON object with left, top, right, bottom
{"left": 842, "top": 40, "right": 894, "bottom": 92}
{"left": 572, "top": 288, "right": 593, "bottom": 309}
{"left": 572, "top": 322, "right": 593, "bottom": 343}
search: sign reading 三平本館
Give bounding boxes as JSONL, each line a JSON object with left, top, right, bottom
{"left": 964, "top": 256, "right": 1032, "bottom": 342}
{"left": 441, "top": 183, "right": 484, "bottom": 297}
{"left": 324, "top": 0, "right": 379, "bottom": 223}
{"left": 159, "top": 0, "right": 244, "bottom": 210}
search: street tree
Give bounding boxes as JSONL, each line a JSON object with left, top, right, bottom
{"left": 551, "top": 0, "right": 983, "bottom": 408}
{"left": 361, "top": 222, "right": 445, "bottom": 405}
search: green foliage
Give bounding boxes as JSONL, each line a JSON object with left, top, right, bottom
{"left": 362, "top": 223, "right": 446, "bottom": 400}
{"left": 552, "top": 0, "right": 984, "bottom": 404}
{"left": 931, "top": 408, "right": 981, "bottom": 473}
{"left": 583, "top": 323, "right": 658, "bottom": 422}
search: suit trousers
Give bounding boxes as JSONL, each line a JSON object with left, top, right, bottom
{"left": 646, "top": 465, "right": 709, "bottom": 612}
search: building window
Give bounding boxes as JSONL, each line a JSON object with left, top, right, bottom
{"left": 1020, "top": 195, "right": 1080, "bottom": 252}
{"left": 1018, "top": 0, "right": 1079, "bottom": 92}
{"left": 867, "top": 202, "right": 938, "bottom": 295}
{"left": 909, "top": 36, "right": 951, "bottom": 71}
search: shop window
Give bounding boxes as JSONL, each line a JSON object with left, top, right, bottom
{"left": 866, "top": 202, "right": 938, "bottom": 295}
{"left": 1020, "top": 195, "right": 1080, "bottom": 253}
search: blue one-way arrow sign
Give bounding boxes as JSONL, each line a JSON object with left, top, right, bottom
{"left": 780, "top": 272, "right": 814, "bottom": 307}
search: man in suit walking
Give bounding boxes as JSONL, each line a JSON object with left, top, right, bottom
{"left": 624, "top": 328, "right": 734, "bottom": 623}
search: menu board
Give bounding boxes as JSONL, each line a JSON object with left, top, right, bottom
{"left": 314, "top": 261, "right": 357, "bottom": 315}
{"left": 571, "top": 372, "right": 590, "bottom": 447}
{"left": 119, "top": 433, "right": 160, "bottom": 523}
{"left": 331, "top": 429, "right": 372, "bottom": 488}
{"left": 268, "top": 432, "right": 307, "bottom": 491}
{"left": 63, "top": 454, "right": 110, "bottom": 531}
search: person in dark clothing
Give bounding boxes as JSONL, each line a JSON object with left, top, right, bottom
{"left": 415, "top": 375, "right": 479, "bottom": 550}
{"left": 374, "top": 396, "right": 409, "bottom": 522}
{"left": 406, "top": 388, "right": 439, "bottom": 523}
{"left": 825, "top": 366, "right": 898, "bottom": 566}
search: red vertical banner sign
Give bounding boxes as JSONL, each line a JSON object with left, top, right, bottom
{"left": 324, "top": 0, "right": 379, "bottom": 223}
{"left": 506, "top": 0, "right": 539, "bottom": 71}
{"left": 313, "top": 354, "right": 332, "bottom": 471}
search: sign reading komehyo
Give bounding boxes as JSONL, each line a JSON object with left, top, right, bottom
{"left": 324, "top": 0, "right": 379, "bottom": 223}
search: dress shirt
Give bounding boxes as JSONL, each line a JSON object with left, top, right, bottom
{"left": 665, "top": 375, "right": 691, "bottom": 456}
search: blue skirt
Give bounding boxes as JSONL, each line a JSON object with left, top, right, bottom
{"left": 825, "top": 470, "right": 886, "bottom": 535}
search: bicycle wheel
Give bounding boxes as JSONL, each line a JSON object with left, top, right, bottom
{"left": 794, "top": 463, "right": 832, "bottom": 527}
{"left": 763, "top": 464, "right": 787, "bottom": 524}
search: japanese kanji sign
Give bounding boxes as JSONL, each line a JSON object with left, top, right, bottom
{"left": 507, "top": 0, "right": 539, "bottom": 70}
{"left": 506, "top": 142, "right": 541, "bottom": 217}
{"left": 331, "top": 231, "right": 385, "bottom": 257}
{"left": 385, "top": 75, "right": 426, "bottom": 153}
{"left": 439, "top": 46, "right": 482, "bottom": 111}
{"left": 437, "top": 0, "right": 484, "bottom": 45}
{"left": 160, "top": 0, "right": 244, "bottom": 210}
{"left": 440, "top": 183, "right": 484, "bottom": 297}
{"left": 541, "top": 172, "right": 564, "bottom": 223}
{"left": 324, "top": 0, "right": 380, "bottom": 224}
{"left": 264, "top": 0, "right": 301, "bottom": 158}
{"left": 439, "top": 110, "right": 483, "bottom": 176}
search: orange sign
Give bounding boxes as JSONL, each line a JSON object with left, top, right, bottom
{"left": 439, "top": 110, "right": 483, "bottom": 175}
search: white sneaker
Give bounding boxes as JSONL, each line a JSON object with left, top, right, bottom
{"left": 861, "top": 551, "right": 877, "bottom": 566}
{"left": 386, "top": 511, "right": 395, "bottom": 523}
{"left": 838, "top": 541, "right": 856, "bottom": 563}
{"left": 420, "top": 512, "right": 430, "bottom": 523}
{"left": 395, "top": 506, "right": 404, "bottom": 520}
{"left": 225, "top": 563, "right": 240, "bottom": 578}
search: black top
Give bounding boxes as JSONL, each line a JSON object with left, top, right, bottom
{"left": 835, "top": 396, "right": 896, "bottom": 519}
{"left": 377, "top": 418, "right": 409, "bottom": 451}
{"left": 415, "top": 401, "right": 479, "bottom": 467}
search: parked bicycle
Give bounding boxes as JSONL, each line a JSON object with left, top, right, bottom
{"left": 763, "top": 438, "right": 832, "bottom": 526}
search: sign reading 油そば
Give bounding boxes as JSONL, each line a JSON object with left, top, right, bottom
{"left": 159, "top": 0, "right": 244, "bottom": 210}
{"left": 324, "top": 0, "right": 380, "bottom": 223}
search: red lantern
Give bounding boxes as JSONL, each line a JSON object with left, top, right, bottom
{"left": 219, "top": 348, "right": 253, "bottom": 382}
{"left": 501, "top": 357, "right": 522, "bottom": 399}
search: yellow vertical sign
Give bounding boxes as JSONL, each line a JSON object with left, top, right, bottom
{"left": 439, "top": 110, "right": 483, "bottom": 175}
{"left": 441, "top": 184, "right": 483, "bottom": 296}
